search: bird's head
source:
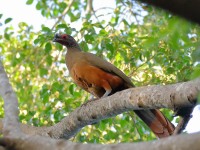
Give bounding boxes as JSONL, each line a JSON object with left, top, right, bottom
{"left": 53, "top": 33, "right": 81, "bottom": 49}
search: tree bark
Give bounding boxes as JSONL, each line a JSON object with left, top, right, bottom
{"left": 0, "top": 61, "right": 22, "bottom": 138}
{"left": 1, "top": 59, "right": 199, "bottom": 149}
{"left": 1, "top": 131, "right": 200, "bottom": 150}
{"left": 0, "top": 76, "right": 199, "bottom": 139}
{"left": 42, "top": 78, "right": 199, "bottom": 139}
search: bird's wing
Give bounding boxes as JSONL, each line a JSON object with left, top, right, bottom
{"left": 82, "top": 52, "right": 134, "bottom": 87}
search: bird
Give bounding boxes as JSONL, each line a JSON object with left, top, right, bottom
{"left": 53, "top": 33, "right": 175, "bottom": 138}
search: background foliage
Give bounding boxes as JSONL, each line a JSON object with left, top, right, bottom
{"left": 0, "top": 0, "right": 200, "bottom": 143}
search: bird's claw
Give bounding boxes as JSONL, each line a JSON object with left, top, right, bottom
{"left": 81, "top": 98, "right": 98, "bottom": 107}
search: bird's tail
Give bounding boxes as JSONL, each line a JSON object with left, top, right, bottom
{"left": 134, "top": 109, "right": 175, "bottom": 138}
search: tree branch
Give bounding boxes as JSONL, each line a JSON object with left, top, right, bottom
{"left": 1, "top": 131, "right": 200, "bottom": 150}
{"left": 86, "top": 0, "right": 93, "bottom": 15}
{"left": 0, "top": 61, "right": 21, "bottom": 137}
{"left": 51, "top": 0, "right": 75, "bottom": 30}
{"left": 0, "top": 59, "right": 199, "bottom": 149}
{"left": 0, "top": 78, "right": 198, "bottom": 139}
{"left": 173, "top": 115, "right": 192, "bottom": 135}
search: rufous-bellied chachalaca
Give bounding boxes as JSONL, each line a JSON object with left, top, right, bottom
{"left": 53, "top": 33, "right": 175, "bottom": 138}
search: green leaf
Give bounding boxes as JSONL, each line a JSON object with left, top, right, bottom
{"left": 99, "top": 29, "right": 107, "bottom": 36}
{"left": 42, "top": 26, "right": 51, "bottom": 33}
{"left": 46, "top": 55, "right": 52, "bottom": 65}
{"left": 190, "top": 65, "right": 200, "bottom": 79}
{"left": 69, "top": 84, "right": 74, "bottom": 95}
{"left": 71, "top": 12, "right": 81, "bottom": 22}
{"left": 34, "top": 38, "right": 40, "bottom": 45}
{"left": 54, "top": 110, "right": 62, "bottom": 122}
{"left": 4, "top": 18, "right": 12, "bottom": 24}
{"left": 79, "top": 41, "right": 88, "bottom": 51}
{"left": 40, "top": 85, "right": 50, "bottom": 103}
{"left": 18, "top": 22, "right": 28, "bottom": 29}
{"left": 105, "top": 42, "right": 114, "bottom": 53}
{"left": 4, "top": 33, "right": 10, "bottom": 40}
{"left": 84, "top": 34, "right": 94, "bottom": 43}
{"left": 52, "top": 82, "right": 64, "bottom": 93}
{"left": 0, "top": 14, "right": 3, "bottom": 19}
{"left": 45, "top": 42, "right": 52, "bottom": 53}
{"left": 192, "top": 47, "right": 200, "bottom": 62}
{"left": 39, "top": 68, "right": 48, "bottom": 76}
{"left": 123, "top": 41, "right": 131, "bottom": 47}
{"left": 26, "top": 0, "right": 33, "bottom": 5}
{"left": 55, "top": 43, "right": 63, "bottom": 51}
{"left": 53, "top": 8, "right": 59, "bottom": 16}
{"left": 56, "top": 24, "right": 68, "bottom": 29}
{"left": 36, "top": 2, "right": 42, "bottom": 10}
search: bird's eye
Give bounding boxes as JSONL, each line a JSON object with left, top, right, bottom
{"left": 62, "top": 34, "right": 67, "bottom": 39}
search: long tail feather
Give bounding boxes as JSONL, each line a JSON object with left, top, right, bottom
{"left": 134, "top": 109, "right": 175, "bottom": 138}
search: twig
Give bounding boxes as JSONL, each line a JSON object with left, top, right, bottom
{"left": 173, "top": 106, "right": 195, "bottom": 135}
{"left": 51, "top": 0, "right": 75, "bottom": 30}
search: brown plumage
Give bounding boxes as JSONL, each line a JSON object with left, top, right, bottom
{"left": 53, "top": 33, "right": 175, "bottom": 138}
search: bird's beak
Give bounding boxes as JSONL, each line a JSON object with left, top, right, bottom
{"left": 53, "top": 33, "right": 60, "bottom": 42}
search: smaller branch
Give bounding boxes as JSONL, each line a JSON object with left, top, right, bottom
{"left": 173, "top": 106, "right": 195, "bottom": 135}
{"left": 86, "top": 0, "right": 93, "bottom": 15}
{"left": 94, "top": 7, "right": 114, "bottom": 13}
{"left": 173, "top": 117, "right": 190, "bottom": 135}
{"left": 51, "top": 0, "right": 75, "bottom": 30}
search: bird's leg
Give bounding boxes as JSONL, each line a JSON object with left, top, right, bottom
{"left": 81, "top": 94, "right": 98, "bottom": 107}
{"left": 102, "top": 89, "right": 111, "bottom": 97}
{"left": 82, "top": 80, "right": 112, "bottom": 106}
{"left": 81, "top": 89, "right": 111, "bottom": 107}
{"left": 89, "top": 94, "right": 95, "bottom": 99}
{"left": 101, "top": 80, "right": 112, "bottom": 98}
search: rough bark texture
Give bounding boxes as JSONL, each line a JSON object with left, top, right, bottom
{"left": 50, "top": 79, "right": 198, "bottom": 139}
{"left": 0, "top": 61, "right": 22, "bottom": 137}
{"left": 0, "top": 79, "right": 199, "bottom": 139}
{"left": 1, "top": 132, "right": 200, "bottom": 150}
{"left": 139, "top": 0, "right": 200, "bottom": 24}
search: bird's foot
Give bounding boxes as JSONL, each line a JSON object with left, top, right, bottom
{"left": 102, "top": 89, "right": 111, "bottom": 98}
{"left": 81, "top": 98, "right": 98, "bottom": 107}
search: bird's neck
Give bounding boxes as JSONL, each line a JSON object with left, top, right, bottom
{"left": 65, "top": 42, "right": 81, "bottom": 50}
{"left": 65, "top": 46, "right": 82, "bottom": 70}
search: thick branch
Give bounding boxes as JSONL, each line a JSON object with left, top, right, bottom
{"left": 1, "top": 131, "right": 200, "bottom": 150}
{"left": 0, "top": 78, "right": 198, "bottom": 139}
{"left": 0, "top": 61, "right": 21, "bottom": 137}
{"left": 43, "top": 78, "right": 200, "bottom": 139}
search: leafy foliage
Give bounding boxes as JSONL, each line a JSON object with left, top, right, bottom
{"left": 0, "top": 0, "right": 200, "bottom": 143}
